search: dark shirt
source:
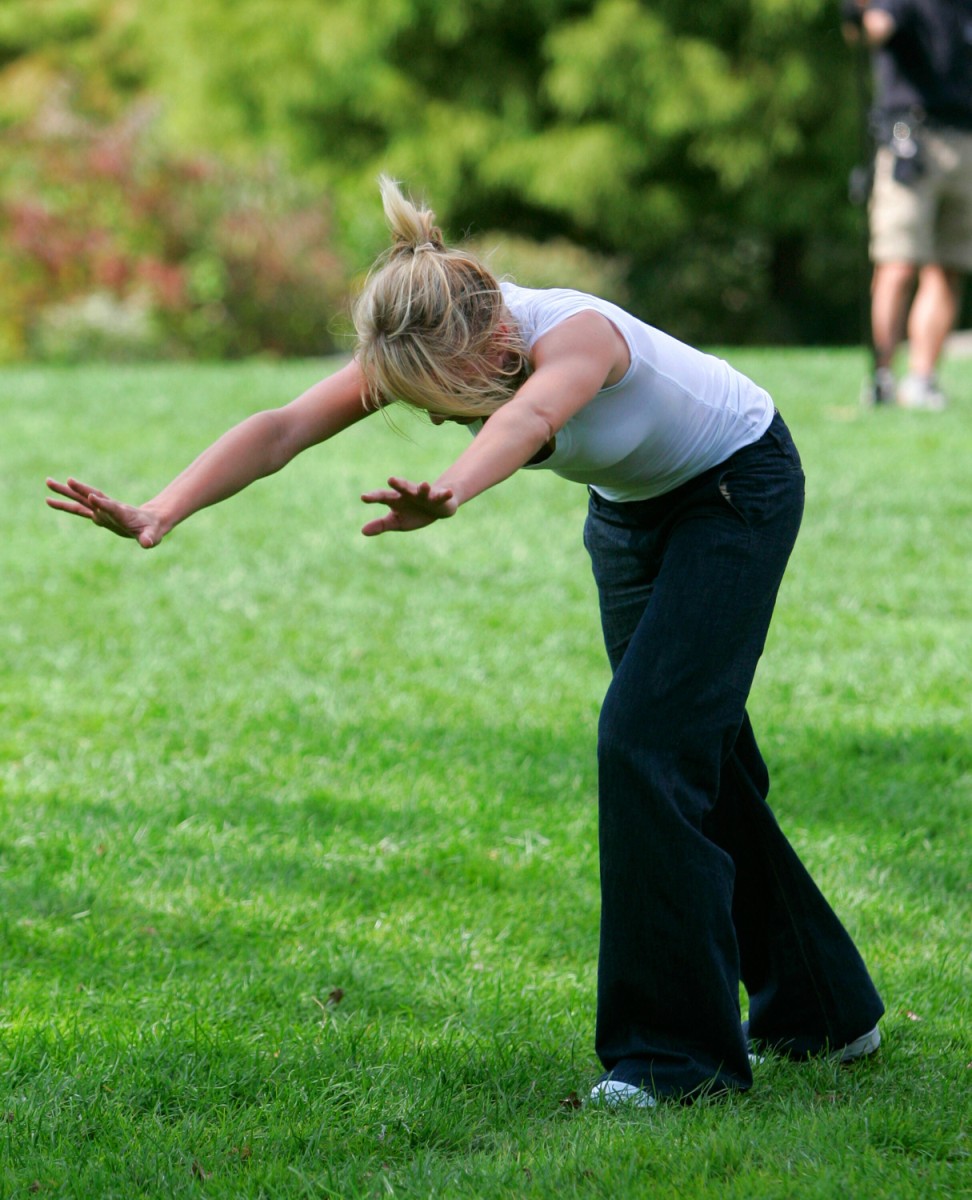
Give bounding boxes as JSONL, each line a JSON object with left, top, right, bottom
{"left": 870, "top": 0, "right": 972, "bottom": 128}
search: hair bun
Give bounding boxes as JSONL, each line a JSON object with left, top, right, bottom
{"left": 390, "top": 235, "right": 443, "bottom": 257}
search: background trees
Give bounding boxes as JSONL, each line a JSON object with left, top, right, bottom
{"left": 1, "top": 0, "right": 885, "bottom": 358}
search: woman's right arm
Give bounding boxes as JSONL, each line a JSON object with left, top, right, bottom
{"left": 47, "top": 359, "right": 373, "bottom": 548}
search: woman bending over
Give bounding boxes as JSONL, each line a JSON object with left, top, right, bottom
{"left": 48, "top": 178, "right": 884, "bottom": 1105}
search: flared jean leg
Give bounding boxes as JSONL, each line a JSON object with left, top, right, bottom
{"left": 709, "top": 715, "right": 885, "bottom": 1056}
{"left": 585, "top": 414, "right": 882, "bottom": 1097}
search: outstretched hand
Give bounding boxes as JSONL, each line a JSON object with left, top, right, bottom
{"left": 360, "top": 476, "right": 458, "bottom": 536}
{"left": 46, "top": 477, "right": 165, "bottom": 549}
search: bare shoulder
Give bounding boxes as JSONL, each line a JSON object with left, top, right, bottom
{"left": 532, "top": 310, "right": 630, "bottom": 389}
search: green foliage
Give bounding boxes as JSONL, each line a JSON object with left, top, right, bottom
{"left": 0, "top": 0, "right": 143, "bottom": 124}
{"left": 2, "top": 352, "right": 971, "bottom": 1195}
{"left": 118, "top": 0, "right": 867, "bottom": 342}
{"left": 0, "top": 0, "right": 100, "bottom": 64}
{"left": 464, "top": 231, "right": 631, "bottom": 306}
{"left": 0, "top": 95, "right": 352, "bottom": 362}
{"left": 0, "top": 0, "right": 874, "bottom": 347}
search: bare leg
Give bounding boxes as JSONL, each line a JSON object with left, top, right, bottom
{"left": 871, "top": 261, "right": 917, "bottom": 369}
{"left": 906, "top": 265, "right": 963, "bottom": 377}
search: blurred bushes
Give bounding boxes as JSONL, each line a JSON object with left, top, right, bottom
{"left": 0, "top": 93, "right": 353, "bottom": 363}
{"left": 0, "top": 87, "right": 638, "bottom": 366}
{"left": 463, "top": 232, "right": 630, "bottom": 308}
{"left": 0, "top": 0, "right": 875, "bottom": 355}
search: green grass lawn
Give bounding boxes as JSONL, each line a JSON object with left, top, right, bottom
{"left": 1, "top": 350, "right": 970, "bottom": 1198}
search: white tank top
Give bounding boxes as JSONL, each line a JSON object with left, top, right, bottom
{"left": 490, "top": 283, "right": 775, "bottom": 502}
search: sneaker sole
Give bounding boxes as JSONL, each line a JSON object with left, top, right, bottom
{"left": 588, "top": 1079, "right": 656, "bottom": 1108}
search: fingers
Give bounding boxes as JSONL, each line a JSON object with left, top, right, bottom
{"left": 385, "top": 476, "right": 427, "bottom": 496}
{"left": 360, "top": 513, "right": 400, "bottom": 537}
{"left": 385, "top": 477, "right": 452, "bottom": 502}
{"left": 46, "top": 478, "right": 98, "bottom": 519}
{"left": 46, "top": 477, "right": 111, "bottom": 516}
{"left": 360, "top": 488, "right": 402, "bottom": 506}
{"left": 376, "top": 478, "right": 454, "bottom": 504}
{"left": 47, "top": 477, "right": 93, "bottom": 503}
{"left": 57, "top": 477, "right": 106, "bottom": 502}
{"left": 46, "top": 478, "right": 75, "bottom": 500}
{"left": 359, "top": 474, "right": 458, "bottom": 538}
{"left": 45, "top": 497, "right": 94, "bottom": 519}
{"left": 360, "top": 479, "right": 430, "bottom": 506}
{"left": 363, "top": 477, "right": 428, "bottom": 504}
{"left": 66, "top": 477, "right": 104, "bottom": 496}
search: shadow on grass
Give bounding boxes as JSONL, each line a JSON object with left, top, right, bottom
{"left": 3, "top": 714, "right": 966, "bottom": 1032}
{"left": 768, "top": 722, "right": 969, "bottom": 854}
{"left": 6, "top": 712, "right": 967, "bottom": 930}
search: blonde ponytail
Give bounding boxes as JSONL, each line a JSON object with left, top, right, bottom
{"left": 353, "top": 178, "right": 528, "bottom": 417}
{"left": 379, "top": 175, "right": 444, "bottom": 254}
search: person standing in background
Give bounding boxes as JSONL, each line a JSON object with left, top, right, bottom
{"left": 842, "top": 0, "right": 972, "bottom": 409}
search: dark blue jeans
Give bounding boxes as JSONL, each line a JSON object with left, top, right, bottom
{"left": 583, "top": 412, "right": 884, "bottom": 1098}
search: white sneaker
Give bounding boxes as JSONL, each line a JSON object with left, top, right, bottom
{"left": 588, "top": 1078, "right": 657, "bottom": 1108}
{"left": 836, "top": 1025, "right": 881, "bottom": 1063}
{"left": 896, "top": 374, "right": 947, "bottom": 411}
{"left": 742, "top": 1020, "right": 881, "bottom": 1063}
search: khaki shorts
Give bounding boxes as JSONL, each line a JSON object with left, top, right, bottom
{"left": 869, "top": 126, "right": 972, "bottom": 271}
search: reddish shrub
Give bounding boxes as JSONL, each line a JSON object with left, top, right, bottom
{"left": 0, "top": 93, "right": 352, "bottom": 361}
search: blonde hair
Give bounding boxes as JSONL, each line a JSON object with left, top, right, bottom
{"left": 353, "top": 176, "right": 529, "bottom": 418}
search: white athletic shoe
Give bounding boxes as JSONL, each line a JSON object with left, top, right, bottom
{"left": 588, "top": 1078, "right": 657, "bottom": 1108}
{"left": 896, "top": 374, "right": 947, "bottom": 411}
{"left": 835, "top": 1025, "right": 881, "bottom": 1063}
{"left": 743, "top": 1020, "right": 881, "bottom": 1063}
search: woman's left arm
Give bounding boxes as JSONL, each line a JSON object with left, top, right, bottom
{"left": 360, "top": 311, "right": 625, "bottom": 535}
